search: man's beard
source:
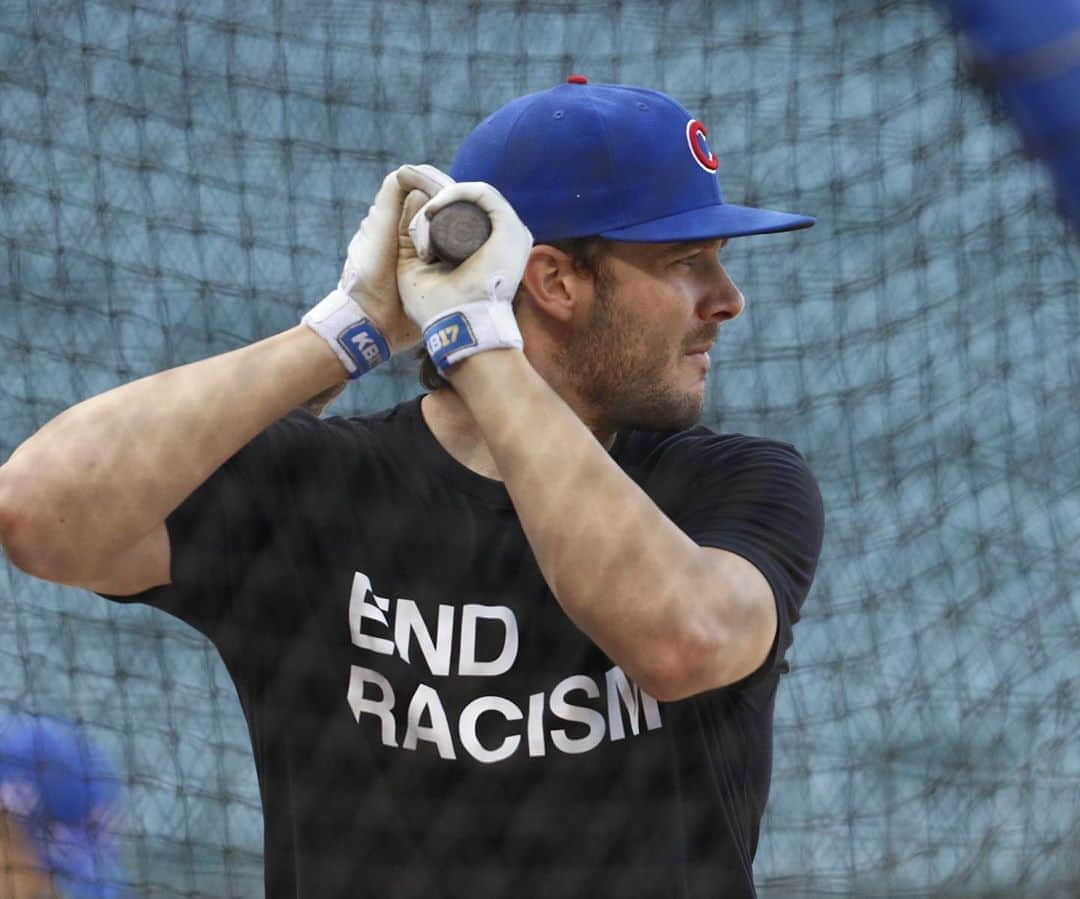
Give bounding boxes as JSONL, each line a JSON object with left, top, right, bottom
{"left": 557, "top": 277, "right": 710, "bottom": 433}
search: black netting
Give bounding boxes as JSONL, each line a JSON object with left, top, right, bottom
{"left": 1, "top": 1, "right": 1077, "bottom": 896}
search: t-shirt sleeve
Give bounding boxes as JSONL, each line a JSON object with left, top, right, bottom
{"left": 662, "top": 434, "right": 825, "bottom": 690}
{"left": 96, "top": 408, "right": 343, "bottom": 644}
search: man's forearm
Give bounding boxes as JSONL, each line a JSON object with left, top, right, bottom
{"left": 0, "top": 325, "right": 347, "bottom": 579}
{"left": 447, "top": 349, "right": 731, "bottom": 698}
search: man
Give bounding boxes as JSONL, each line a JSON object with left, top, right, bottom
{"left": 0, "top": 78, "right": 824, "bottom": 897}
{"left": 0, "top": 713, "right": 127, "bottom": 899}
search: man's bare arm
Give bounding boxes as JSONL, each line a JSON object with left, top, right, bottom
{"left": 0, "top": 325, "right": 346, "bottom": 584}
{"left": 0, "top": 164, "right": 455, "bottom": 588}
{"left": 446, "top": 349, "right": 778, "bottom": 702}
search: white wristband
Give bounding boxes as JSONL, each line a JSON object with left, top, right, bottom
{"left": 301, "top": 290, "right": 391, "bottom": 379}
{"left": 423, "top": 301, "right": 523, "bottom": 374}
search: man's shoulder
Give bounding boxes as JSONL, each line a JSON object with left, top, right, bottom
{"left": 219, "top": 397, "right": 425, "bottom": 488}
{"left": 617, "top": 423, "right": 807, "bottom": 472}
{"left": 270, "top": 396, "right": 421, "bottom": 449}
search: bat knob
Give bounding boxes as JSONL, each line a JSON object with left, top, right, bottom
{"left": 429, "top": 202, "right": 492, "bottom": 266}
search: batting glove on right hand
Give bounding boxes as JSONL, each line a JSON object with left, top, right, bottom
{"left": 396, "top": 167, "right": 533, "bottom": 376}
{"left": 302, "top": 164, "right": 452, "bottom": 379}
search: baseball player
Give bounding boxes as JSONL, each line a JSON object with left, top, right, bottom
{"left": 0, "top": 79, "right": 824, "bottom": 898}
{"left": 0, "top": 713, "right": 127, "bottom": 899}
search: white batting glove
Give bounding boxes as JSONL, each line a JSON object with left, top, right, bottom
{"left": 302, "top": 164, "right": 452, "bottom": 379}
{"left": 396, "top": 167, "right": 533, "bottom": 376}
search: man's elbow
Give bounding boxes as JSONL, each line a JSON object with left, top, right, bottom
{"left": 633, "top": 628, "right": 729, "bottom": 703}
{"left": 0, "top": 471, "right": 21, "bottom": 553}
{"left": 0, "top": 502, "right": 46, "bottom": 579}
{"left": 0, "top": 471, "right": 72, "bottom": 582}
{"left": 0, "top": 473, "right": 28, "bottom": 569}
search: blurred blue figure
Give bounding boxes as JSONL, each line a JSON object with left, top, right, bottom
{"left": 0, "top": 713, "right": 128, "bottom": 899}
{"left": 939, "top": 0, "right": 1080, "bottom": 229}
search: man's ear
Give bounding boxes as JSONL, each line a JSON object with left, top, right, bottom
{"left": 519, "top": 245, "right": 591, "bottom": 324}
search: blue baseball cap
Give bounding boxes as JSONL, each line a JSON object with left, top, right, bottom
{"left": 0, "top": 713, "right": 127, "bottom": 899}
{"left": 450, "top": 76, "right": 815, "bottom": 243}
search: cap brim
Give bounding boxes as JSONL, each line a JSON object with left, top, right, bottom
{"left": 598, "top": 202, "right": 815, "bottom": 242}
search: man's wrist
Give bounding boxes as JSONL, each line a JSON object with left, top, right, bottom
{"left": 302, "top": 290, "right": 392, "bottom": 379}
{"left": 422, "top": 301, "right": 523, "bottom": 375}
{"left": 289, "top": 324, "right": 359, "bottom": 382}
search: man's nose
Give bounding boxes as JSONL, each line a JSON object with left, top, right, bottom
{"left": 697, "top": 262, "right": 745, "bottom": 323}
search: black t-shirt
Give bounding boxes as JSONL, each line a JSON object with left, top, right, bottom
{"left": 100, "top": 395, "right": 824, "bottom": 898}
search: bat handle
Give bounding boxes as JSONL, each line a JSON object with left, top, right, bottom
{"left": 428, "top": 201, "right": 492, "bottom": 267}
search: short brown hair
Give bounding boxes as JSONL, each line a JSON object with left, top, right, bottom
{"left": 416, "top": 236, "right": 615, "bottom": 391}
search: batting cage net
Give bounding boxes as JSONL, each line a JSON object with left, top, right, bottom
{"left": 1, "top": 1, "right": 1077, "bottom": 896}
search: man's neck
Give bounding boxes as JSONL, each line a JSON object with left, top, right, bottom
{"left": 420, "top": 388, "right": 503, "bottom": 481}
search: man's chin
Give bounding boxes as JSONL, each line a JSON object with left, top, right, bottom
{"left": 668, "top": 399, "right": 706, "bottom": 432}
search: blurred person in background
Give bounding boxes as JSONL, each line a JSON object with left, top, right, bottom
{"left": 0, "top": 713, "right": 128, "bottom": 899}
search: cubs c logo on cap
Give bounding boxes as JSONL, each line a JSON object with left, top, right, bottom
{"left": 686, "top": 119, "right": 719, "bottom": 173}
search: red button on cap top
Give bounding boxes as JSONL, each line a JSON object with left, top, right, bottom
{"left": 567, "top": 74, "right": 588, "bottom": 84}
